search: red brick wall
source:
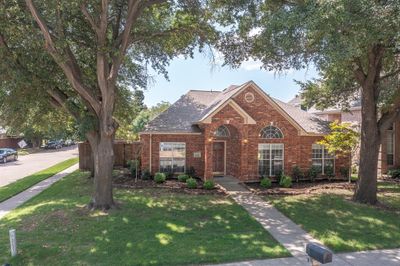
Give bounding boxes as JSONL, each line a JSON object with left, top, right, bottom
{"left": 140, "top": 84, "right": 350, "bottom": 181}
{"left": 140, "top": 134, "right": 205, "bottom": 177}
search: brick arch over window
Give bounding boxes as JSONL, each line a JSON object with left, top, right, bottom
{"left": 214, "top": 125, "right": 230, "bottom": 137}
{"left": 260, "top": 125, "right": 284, "bottom": 139}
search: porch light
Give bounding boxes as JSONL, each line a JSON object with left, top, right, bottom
{"left": 243, "top": 139, "right": 248, "bottom": 144}
{"left": 208, "top": 137, "right": 213, "bottom": 142}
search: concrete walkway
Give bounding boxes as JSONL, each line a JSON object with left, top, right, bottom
{"left": 214, "top": 176, "right": 400, "bottom": 265}
{"left": 0, "top": 164, "right": 78, "bottom": 219}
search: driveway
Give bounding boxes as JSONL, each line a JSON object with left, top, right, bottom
{"left": 0, "top": 145, "right": 78, "bottom": 187}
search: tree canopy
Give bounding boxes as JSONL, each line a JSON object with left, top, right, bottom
{"left": 213, "top": 0, "right": 400, "bottom": 204}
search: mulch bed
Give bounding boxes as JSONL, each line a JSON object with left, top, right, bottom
{"left": 245, "top": 180, "right": 355, "bottom": 195}
{"left": 112, "top": 171, "right": 226, "bottom": 196}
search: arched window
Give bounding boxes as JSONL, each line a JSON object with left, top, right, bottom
{"left": 214, "top": 125, "right": 230, "bottom": 137}
{"left": 260, "top": 125, "right": 283, "bottom": 139}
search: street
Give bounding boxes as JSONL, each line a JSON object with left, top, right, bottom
{"left": 0, "top": 145, "right": 78, "bottom": 187}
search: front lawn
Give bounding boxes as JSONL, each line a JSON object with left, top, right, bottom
{"left": 0, "top": 157, "right": 79, "bottom": 203}
{"left": 0, "top": 171, "right": 289, "bottom": 265}
{"left": 268, "top": 182, "right": 400, "bottom": 252}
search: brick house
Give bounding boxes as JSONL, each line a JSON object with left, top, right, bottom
{"left": 140, "top": 81, "right": 349, "bottom": 181}
{"left": 288, "top": 94, "right": 399, "bottom": 176}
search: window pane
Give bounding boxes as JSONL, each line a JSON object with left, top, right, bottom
{"left": 159, "top": 142, "right": 186, "bottom": 173}
{"left": 258, "top": 160, "right": 270, "bottom": 176}
{"left": 172, "top": 159, "right": 185, "bottom": 173}
{"left": 272, "top": 160, "right": 283, "bottom": 176}
{"left": 160, "top": 158, "right": 172, "bottom": 173}
{"left": 312, "top": 159, "right": 323, "bottom": 174}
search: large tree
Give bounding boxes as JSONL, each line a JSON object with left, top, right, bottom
{"left": 213, "top": 0, "right": 400, "bottom": 204}
{"left": 1, "top": 0, "right": 215, "bottom": 209}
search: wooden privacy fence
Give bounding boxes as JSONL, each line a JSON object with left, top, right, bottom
{"left": 0, "top": 138, "right": 22, "bottom": 149}
{"left": 78, "top": 141, "right": 142, "bottom": 171}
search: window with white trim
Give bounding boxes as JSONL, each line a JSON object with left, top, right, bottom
{"left": 159, "top": 142, "right": 186, "bottom": 173}
{"left": 260, "top": 126, "right": 283, "bottom": 139}
{"left": 387, "top": 125, "right": 394, "bottom": 165}
{"left": 258, "top": 143, "right": 284, "bottom": 176}
{"left": 312, "top": 144, "right": 334, "bottom": 174}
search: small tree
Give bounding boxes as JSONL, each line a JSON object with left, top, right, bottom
{"left": 318, "top": 121, "right": 360, "bottom": 182}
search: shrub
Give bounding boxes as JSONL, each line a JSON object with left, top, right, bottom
{"left": 178, "top": 174, "right": 190, "bottom": 182}
{"left": 141, "top": 169, "right": 152, "bottom": 180}
{"left": 260, "top": 177, "right": 272, "bottom": 188}
{"left": 203, "top": 180, "right": 215, "bottom": 190}
{"left": 291, "top": 166, "right": 304, "bottom": 182}
{"left": 324, "top": 165, "right": 335, "bottom": 179}
{"left": 340, "top": 167, "right": 349, "bottom": 178}
{"left": 307, "top": 166, "right": 320, "bottom": 181}
{"left": 186, "top": 166, "right": 196, "bottom": 177}
{"left": 275, "top": 170, "right": 283, "bottom": 183}
{"left": 388, "top": 169, "right": 400, "bottom": 179}
{"left": 279, "top": 175, "right": 292, "bottom": 188}
{"left": 351, "top": 165, "right": 358, "bottom": 174}
{"left": 154, "top": 172, "right": 166, "bottom": 183}
{"left": 186, "top": 177, "right": 197, "bottom": 189}
{"left": 351, "top": 174, "right": 358, "bottom": 182}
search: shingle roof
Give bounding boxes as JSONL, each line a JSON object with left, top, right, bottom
{"left": 143, "top": 81, "right": 329, "bottom": 134}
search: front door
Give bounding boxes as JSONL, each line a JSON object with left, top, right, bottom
{"left": 212, "top": 141, "right": 225, "bottom": 175}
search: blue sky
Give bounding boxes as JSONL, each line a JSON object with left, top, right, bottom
{"left": 144, "top": 51, "right": 318, "bottom": 107}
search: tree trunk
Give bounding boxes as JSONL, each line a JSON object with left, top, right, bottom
{"left": 353, "top": 84, "right": 379, "bottom": 204}
{"left": 86, "top": 128, "right": 115, "bottom": 210}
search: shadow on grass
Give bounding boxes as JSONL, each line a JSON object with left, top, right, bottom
{"left": 0, "top": 171, "right": 289, "bottom": 266}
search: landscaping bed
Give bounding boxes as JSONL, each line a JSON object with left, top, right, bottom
{"left": 245, "top": 180, "right": 355, "bottom": 195}
{"left": 0, "top": 170, "right": 289, "bottom": 265}
{"left": 112, "top": 168, "right": 225, "bottom": 195}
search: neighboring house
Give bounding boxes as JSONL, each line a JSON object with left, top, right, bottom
{"left": 140, "top": 81, "right": 349, "bottom": 181}
{"left": 0, "top": 127, "right": 22, "bottom": 149}
{"left": 288, "top": 95, "right": 398, "bottom": 175}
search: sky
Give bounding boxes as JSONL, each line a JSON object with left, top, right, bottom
{"left": 143, "top": 51, "right": 319, "bottom": 107}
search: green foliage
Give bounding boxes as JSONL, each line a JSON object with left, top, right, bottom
{"left": 203, "top": 180, "right": 215, "bottom": 190}
{"left": 318, "top": 122, "right": 360, "bottom": 157}
{"left": 141, "top": 169, "right": 152, "bottom": 180}
{"left": 260, "top": 177, "right": 272, "bottom": 188}
{"left": 178, "top": 174, "right": 190, "bottom": 182}
{"left": 186, "top": 178, "right": 198, "bottom": 189}
{"left": 279, "top": 176, "right": 292, "bottom": 188}
{"left": 291, "top": 166, "right": 304, "bottom": 182}
{"left": 388, "top": 169, "right": 400, "bottom": 179}
{"left": 324, "top": 165, "right": 335, "bottom": 179}
{"left": 307, "top": 166, "right": 320, "bottom": 182}
{"left": 131, "top": 101, "right": 171, "bottom": 137}
{"left": 340, "top": 167, "right": 349, "bottom": 179}
{"left": 154, "top": 172, "right": 166, "bottom": 184}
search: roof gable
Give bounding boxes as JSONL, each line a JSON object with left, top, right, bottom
{"left": 141, "top": 81, "right": 329, "bottom": 135}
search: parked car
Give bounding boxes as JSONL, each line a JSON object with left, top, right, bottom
{"left": 64, "top": 139, "right": 76, "bottom": 146}
{"left": 44, "top": 140, "right": 63, "bottom": 149}
{"left": 0, "top": 148, "right": 18, "bottom": 163}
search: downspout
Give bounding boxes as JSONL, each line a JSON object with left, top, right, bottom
{"left": 149, "top": 133, "right": 152, "bottom": 173}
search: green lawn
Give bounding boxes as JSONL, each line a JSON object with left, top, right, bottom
{"left": 0, "top": 157, "right": 78, "bottom": 202}
{"left": 0, "top": 171, "right": 289, "bottom": 265}
{"left": 268, "top": 182, "right": 400, "bottom": 252}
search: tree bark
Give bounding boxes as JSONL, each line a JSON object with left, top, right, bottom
{"left": 86, "top": 127, "right": 115, "bottom": 210}
{"left": 353, "top": 85, "right": 380, "bottom": 204}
